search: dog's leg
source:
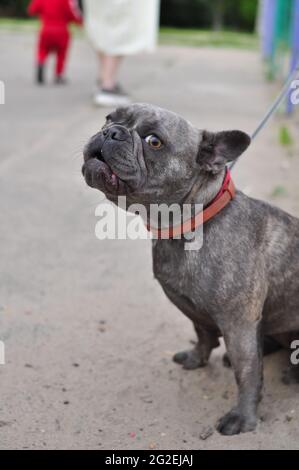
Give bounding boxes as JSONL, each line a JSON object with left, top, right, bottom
{"left": 173, "top": 324, "right": 219, "bottom": 370}
{"left": 223, "top": 335, "right": 282, "bottom": 368}
{"left": 217, "top": 321, "right": 263, "bottom": 435}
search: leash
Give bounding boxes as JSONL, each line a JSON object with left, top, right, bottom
{"left": 230, "top": 60, "right": 299, "bottom": 170}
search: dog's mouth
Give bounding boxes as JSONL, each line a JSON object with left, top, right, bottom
{"left": 82, "top": 148, "right": 126, "bottom": 196}
{"left": 82, "top": 126, "right": 146, "bottom": 198}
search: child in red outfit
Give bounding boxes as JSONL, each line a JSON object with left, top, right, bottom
{"left": 28, "top": 0, "right": 82, "bottom": 84}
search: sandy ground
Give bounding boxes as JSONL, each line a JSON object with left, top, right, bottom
{"left": 0, "top": 29, "right": 299, "bottom": 450}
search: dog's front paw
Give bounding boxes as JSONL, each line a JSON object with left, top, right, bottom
{"left": 217, "top": 409, "right": 257, "bottom": 436}
{"left": 173, "top": 348, "right": 207, "bottom": 370}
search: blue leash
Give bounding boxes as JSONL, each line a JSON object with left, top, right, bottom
{"left": 230, "top": 61, "right": 299, "bottom": 170}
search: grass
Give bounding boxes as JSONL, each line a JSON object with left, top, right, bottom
{"left": 0, "top": 17, "right": 38, "bottom": 30}
{"left": 279, "top": 125, "right": 294, "bottom": 147}
{"left": 271, "top": 185, "right": 288, "bottom": 198}
{"left": 0, "top": 17, "right": 81, "bottom": 33}
{"left": 0, "top": 18, "right": 258, "bottom": 49}
{"left": 159, "top": 27, "right": 258, "bottom": 49}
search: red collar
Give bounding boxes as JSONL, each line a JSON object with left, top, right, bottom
{"left": 147, "top": 169, "right": 236, "bottom": 239}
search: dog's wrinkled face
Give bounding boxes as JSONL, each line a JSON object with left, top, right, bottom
{"left": 82, "top": 103, "right": 250, "bottom": 206}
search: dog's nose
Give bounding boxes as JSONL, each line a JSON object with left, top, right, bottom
{"left": 103, "top": 125, "right": 128, "bottom": 141}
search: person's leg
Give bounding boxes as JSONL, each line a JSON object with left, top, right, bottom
{"left": 93, "top": 52, "right": 130, "bottom": 106}
{"left": 98, "top": 52, "right": 123, "bottom": 90}
{"left": 55, "top": 46, "right": 68, "bottom": 81}
{"left": 55, "top": 33, "right": 70, "bottom": 83}
{"left": 36, "top": 32, "right": 48, "bottom": 84}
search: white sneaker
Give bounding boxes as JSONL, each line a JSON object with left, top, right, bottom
{"left": 93, "top": 85, "right": 131, "bottom": 107}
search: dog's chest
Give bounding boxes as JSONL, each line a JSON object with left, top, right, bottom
{"left": 152, "top": 240, "right": 208, "bottom": 319}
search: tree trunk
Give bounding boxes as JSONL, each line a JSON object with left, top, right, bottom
{"left": 212, "top": 0, "right": 225, "bottom": 31}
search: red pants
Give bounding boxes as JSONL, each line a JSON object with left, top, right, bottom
{"left": 37, "top": 28, "right": 70, "bottom": 76}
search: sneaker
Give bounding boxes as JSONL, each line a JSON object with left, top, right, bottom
{"left": 93, "top": 85, "right": 131, "bottom": 107}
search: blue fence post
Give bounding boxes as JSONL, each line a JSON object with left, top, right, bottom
{"left": 261, "top": 0, "right": 276, "bottom": 60}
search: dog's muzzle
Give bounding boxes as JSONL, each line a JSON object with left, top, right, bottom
{"left": 82, "top": 125, "right": 139, "bottom": 196}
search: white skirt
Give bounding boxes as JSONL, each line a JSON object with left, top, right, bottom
{"left": 83, "top": 0, "right": 160, "bottom": 55}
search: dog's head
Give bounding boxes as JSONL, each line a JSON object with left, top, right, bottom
{"left": 82, "top": 103, "right": 250, "bottom": 206}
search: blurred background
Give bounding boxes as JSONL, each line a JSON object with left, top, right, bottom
{"left": 0, "top": 0, "right": 258, "bottom": 31}
{"left": 0, "top": 0, "right": 299, "bottom": 451}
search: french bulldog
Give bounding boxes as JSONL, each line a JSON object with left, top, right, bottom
{"left": 82, "top": 103, "right": 299, "bottom": 435}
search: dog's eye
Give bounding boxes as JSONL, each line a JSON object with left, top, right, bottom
{"left": 145, "top": 134, "right": 162, "bottom": 149}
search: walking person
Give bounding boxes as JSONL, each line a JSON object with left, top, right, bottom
{"left": 28, "top": 0, "right": 83, "bottom": 85}
{"left": 83, "top": 0, "right": 160, "bottom": 106}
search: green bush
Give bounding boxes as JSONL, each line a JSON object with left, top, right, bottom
{"left": 160, "top": 0, "right": 213, "bottom": 29}
{"left": 224, "top": 0, "right": 258, "bottom": 30}
{"left": 161, "top": 0, "right": 258, "bottom": 32}
{"left": 0, "top": 0, "right": 30, "bottom": 17}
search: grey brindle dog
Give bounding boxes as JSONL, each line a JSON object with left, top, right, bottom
{"left": 82, "top": 103, "right": 299, "bottom": 436}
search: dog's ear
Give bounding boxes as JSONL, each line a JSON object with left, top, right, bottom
{"left": 197, "top": 130, "right": 251, "bottom": 174}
